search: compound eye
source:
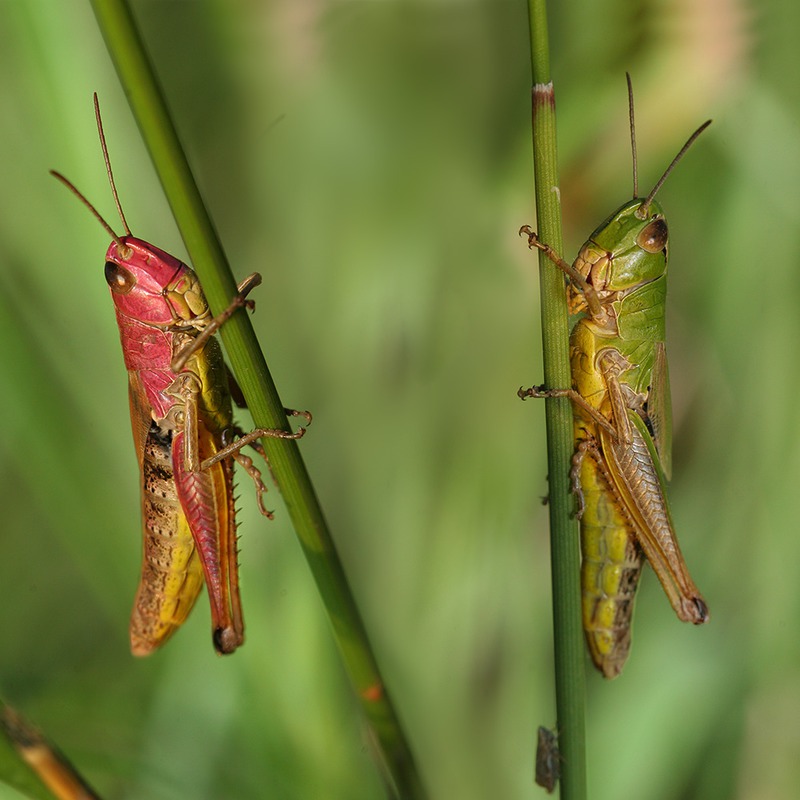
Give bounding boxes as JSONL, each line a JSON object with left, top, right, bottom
{"left": 105, "top": 261, "right": 136, "bottom": 294}
{"left": 637, "top": 218, "right": 668, "bottom": 253}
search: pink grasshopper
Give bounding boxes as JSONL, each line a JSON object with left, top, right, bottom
{"left": 52, "top": 96, "right": 309, "bottom": 655}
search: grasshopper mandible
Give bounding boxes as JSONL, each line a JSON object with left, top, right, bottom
{"left": 52, "top": 96, "right": 309, "bottom": 656}
{"left": 520, "top": 77, "right": 710, "bottom": 678}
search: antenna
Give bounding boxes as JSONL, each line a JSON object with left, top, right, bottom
{"left": 50, "top": 94, "right": 133, "bottom": 246}
{"left": 93, "top": 93, "right": 131, "bottom": 236}
{"left": 50, "top": 170, "right": 124, "bottom": 246}
{"left": 639, "top": 118, "right": 712, "bottom": 217}
{"left": 626, "top": 73, "right": 638, "bottom": 199}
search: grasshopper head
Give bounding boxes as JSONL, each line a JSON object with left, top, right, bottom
{"left": 585, "top": 198, "right": 669, "bottom": 292}
{"left": 104, "top": 237, "right": 210, "bottom": 326}
{"left": 578, "top": 78, "right": 710, "bottom": 296}
{"left": 51, "top": 96, "right": 211, "bottom": 330}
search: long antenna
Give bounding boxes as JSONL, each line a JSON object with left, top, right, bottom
{"left": 50, "top": 94, "right": 133, "bottom": 247}
{"left": 639, "top": 118, "right": 712, "bottom": 217}
{"left": 50, "top": 170, "right": 125, "bottom": 246}
{"left": 94, "top": 93, "right": 131, "bottom": 236}
{"left": 626, "top": 73, "right": 638, "bottom": 199}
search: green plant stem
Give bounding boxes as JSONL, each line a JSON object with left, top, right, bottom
{"left": 0, "top": 700, "right": 101, "bottom": 800}
{"left": 526, "top": 1, "right": 587, "bottom": 798}
{"left": 88, "top": 1, "right": 426, "bottom": 797}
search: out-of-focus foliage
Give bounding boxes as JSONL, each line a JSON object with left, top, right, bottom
{"left": 0, "top": 1, "right": 794, "bottom": 798}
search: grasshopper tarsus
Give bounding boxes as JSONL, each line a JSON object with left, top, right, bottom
{"left": 519, "top": 224, "right": 542, "bottom": 251}
{"left": 518, "top": 225, "right": 550, "bottom": 257}
{"left": 518, "top": 384, "right": 546, "bottom": 400}
{"left": 236, "top": 271, "right": 262, "bottom": 295}
{"left": 518, "top": 384, "right": 568, "bottom": 401}
{"left": 229, "top": 272, "right": 261, "bottom": 314}
{"left": 520, "top": 384, "right": 579, "bottom": 405}
{"left": 285, "top": 407, "right": 313, "bottom": 427}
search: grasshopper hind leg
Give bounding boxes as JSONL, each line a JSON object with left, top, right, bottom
{"left": 221, "top": 416, "right": 311, "bottom": 519}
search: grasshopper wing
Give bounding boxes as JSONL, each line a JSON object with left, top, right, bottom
{"left": 601, "top": 411, "right": 708, "bottom": 625}
{"left": 647, "top": 341, "right": 673, "bottom": 480}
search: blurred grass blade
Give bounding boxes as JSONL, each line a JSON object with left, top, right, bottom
{"left": 87, "top": 0, "right": 425, "bottom": 796}
{"left": 525, "top": 1, "right": 587, "bottom": 798}
{"left": 0, "top": 700, "right": 100, "bottom": 800}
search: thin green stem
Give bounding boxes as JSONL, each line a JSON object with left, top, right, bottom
{"left": 526, "top": 1, "right": 587, "bottom": 798}
{"left": 88, "top": 1, "right": 426, "bottom": 796}
{"left": 0, "top": 700, "right": 101, "bottom": 800}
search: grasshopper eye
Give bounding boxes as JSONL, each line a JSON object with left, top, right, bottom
{"left": 637, "top": 218, "right": 668, "bottom": 253}
{"left": 105, "top": 261, "right": 136, "bottom": 294}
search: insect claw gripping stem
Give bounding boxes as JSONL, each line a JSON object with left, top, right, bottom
{"left": 519, "top": 384, "right": 619, "bottom": 439}
{"left": 171, "top": 272, "right": 263, "bottom": 373}
{"left": 200, "top": 423, "right": 308, "bottom": 472}
{"left": 519, "top": 223, "right": 605, "bottom": 321}
{"left": 286, "top": 408, "right": 313, "bottom": 428}
{"left": 518, "top": 383, "right": 546, "bottom": 400}
{"left": 204, "top": 410, "right": 312, "bottom": 519}
{"left": 518, "top": 225, "right": 568, "bottom": 272}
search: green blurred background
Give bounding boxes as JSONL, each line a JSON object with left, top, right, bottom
{"left": 0, "top": 0, "right": 796, "bottom": 798}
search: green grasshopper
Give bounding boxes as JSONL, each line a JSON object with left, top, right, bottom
{"left": 520, "top": 77, "right": 711, "bottom": 678}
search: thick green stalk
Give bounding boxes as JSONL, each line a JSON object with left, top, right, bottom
{"left": 88, "top": 1, "right": 426, "bottom": 797}
{"left": 526, "top": 1, "right": 587, "bottom": 798}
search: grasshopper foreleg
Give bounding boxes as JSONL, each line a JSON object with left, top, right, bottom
{"left": 518, "top": 225, "right": 574, "bottom": 274}
{"left": 519, "top": 225, "right": 604, "bottom": 319}
{"left": 519, "top": 384, "right": 617, "bottom": 438}
{"left": 171, "top": 273, "right": 262, "bottom": 372}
